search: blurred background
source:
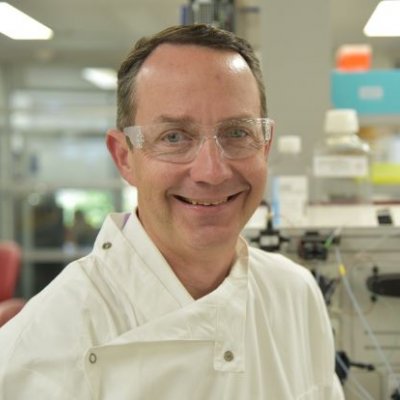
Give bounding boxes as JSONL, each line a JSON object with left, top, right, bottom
{"left": 1, "top": 0, "right": 399, "bottom": 289}
{"left": 1, "top": 1, "right": 400, "bottom": 399}
{"left": 1, "top": 0, "right": 399, "bottom": 293}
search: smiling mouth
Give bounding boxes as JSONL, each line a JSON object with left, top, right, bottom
{"left": 175, "top": 194, "right": 238, "bottom": 206}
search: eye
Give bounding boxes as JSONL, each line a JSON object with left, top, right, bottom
{"left": 226, "top": 128, "right": 248, "bottom": 139}
{"left": 160, "top": 130, "right": 191, "bottom": 145}
{"left": 220, "top": 125, "right": 253, "bottom": 140}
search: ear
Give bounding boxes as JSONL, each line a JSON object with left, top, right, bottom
{"left": 106, "top": 129, "right": 137, "bottom": 186}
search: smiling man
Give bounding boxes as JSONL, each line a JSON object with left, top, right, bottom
{"left": 0, "top": 25, "right": 344, "bottom": 399}
{"left": 107, "top": 41, "right": 269, "bottom": 299}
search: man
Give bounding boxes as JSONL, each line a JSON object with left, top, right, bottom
{"left": 0, "top": 25, "right": 344, "bottom": 399}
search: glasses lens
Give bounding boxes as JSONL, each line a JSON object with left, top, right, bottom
{"left": 127, "top": 119, "right": 271, "bottom": 163}
{"left": 216, "top": 119, "right": 266, "bottom": 159}
{"left": 142, "top": 123, "right": 199, "bottom": 163}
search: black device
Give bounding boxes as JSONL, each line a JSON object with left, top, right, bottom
{"left": 366, "top": 270, "right": 400, "bottom": 298}
{"left": 335, "top": 351, "right": 375, "bottom": 385}
{"left": 297, "top": 230, "right": 340, "bottom": 261}
{"left": 376, "top": 208, "right": 393, "bottom": 225}
{"left": 255, "top": 201, "right": 289, "bottom": 252}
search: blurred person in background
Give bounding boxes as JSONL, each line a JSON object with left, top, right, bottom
{"left": 66, "top": 209, "right": 97, "bottom": 248}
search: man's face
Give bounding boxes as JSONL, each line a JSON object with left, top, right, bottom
{"left": 119, "top": 44, "right": 270, "bottom": 255}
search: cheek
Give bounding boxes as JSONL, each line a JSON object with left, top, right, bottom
{"left": 134, "top": 158, "right": 175, "bottom": 196}
{"left": 130, "top": 153, "right": 162, "bottom": 187}
{"left": 246, "top": 158, "right": 268, "bottom": 199}
{"left": 248, "top": 154, "right": 268, "bottom": 181}
{"left": 118, "top": 151, "right": 138, "bottom": 187}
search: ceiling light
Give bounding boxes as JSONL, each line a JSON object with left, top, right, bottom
{"left": 364, "top": 0, "right": 400, "bottom": 37}
{"left": 0, "top": 2, "right": 53, "bottom": 40}
{"left": 82, "top": 68, "right": 117, "bottom": 90}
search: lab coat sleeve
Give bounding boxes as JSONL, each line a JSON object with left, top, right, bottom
{"left": 0, "top": 261, "right": 101, "bottom": 400}
{"left": 0, "top": 307, "right": 81, "bottom": 399}
{"left": 307, "top": 271, "right": 345, "bottom": 400}
{"left": 333, "top": 374, "right": 346, "bottom": 399}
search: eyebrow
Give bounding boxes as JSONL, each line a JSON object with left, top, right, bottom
{"left": 152, "top": 114, "right": 258, "bottom": 125}
{"left": 152, "top": 115, "right": 195, "bottom": 124}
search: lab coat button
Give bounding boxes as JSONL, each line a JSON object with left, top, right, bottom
{"left": 224, "top": 350, "right": 234, "bottom": 362}
{"left": 89, "top": 353, "right": 97, "bottom": 364}
{"left": 102, "top": 242, "right": 112, "bottom": 250}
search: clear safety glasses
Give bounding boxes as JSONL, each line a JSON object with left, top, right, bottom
{"left": 123, "top": 117, "right": 274, "bottom": 164}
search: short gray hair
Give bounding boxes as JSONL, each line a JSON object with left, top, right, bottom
{"left": 117, "top": 24, "right": 267, "bottom": 130}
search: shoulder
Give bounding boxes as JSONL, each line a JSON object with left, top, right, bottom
{"left": 247, "top": 247, "right": 326, "bottom": 310}
{"left": 246, "top": 247, "right": 334, "bottom": 345}
{"left": 248, "top": 246, "right": 315, "bottom": 286}
{"left": 0, "top": 249, "right": 132, "bottom": 398}
{"left": 0, "top": 250, "right": 119, "bottom": 363}
{"left": 0, "top": 258, "right": 91, "bottom": 396}
{"left": 0, "top": 255, "right": 96, "bottom": 343}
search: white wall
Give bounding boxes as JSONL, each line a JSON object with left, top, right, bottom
{"left": 260, "top": 1, "right": 331, "bottom": 170}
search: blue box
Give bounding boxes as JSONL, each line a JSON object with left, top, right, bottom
{"left": 331, "top": 70, "right": 400, "bottom": 115}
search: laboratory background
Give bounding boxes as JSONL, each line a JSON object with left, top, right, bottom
{"left": 0, "top": 0, "right": 400, "bottom": 398}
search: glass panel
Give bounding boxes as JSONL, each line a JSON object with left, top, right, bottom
{"left": 1, "top": 85, "right": 124, "bottom": 298}
{"left": 14, "top": 188, "right": 119, "bottom": 298}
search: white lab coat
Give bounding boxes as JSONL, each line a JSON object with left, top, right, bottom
{"left": 0, "top": 212, "right": 344, "bottom": 399}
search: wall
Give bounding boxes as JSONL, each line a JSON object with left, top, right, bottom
{"left": 260, "top": 1, "right": 331, "bottom": 171}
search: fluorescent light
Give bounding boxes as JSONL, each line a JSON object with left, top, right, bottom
{"left": 364, "top": 0, "right": 400, "bottom": 37}
{"left": 82, "top": 68, "right": 117, "bottom": 90}
{"left": 0, "top": 2, "right": 53, "bottom": 40}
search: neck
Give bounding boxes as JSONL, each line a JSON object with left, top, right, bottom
{"left": 162, "top": 244, "right": 237, "bottom": 300}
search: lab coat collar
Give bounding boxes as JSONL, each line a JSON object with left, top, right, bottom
{"left": 90, "top": 212, "right": 249, "bottom": 371}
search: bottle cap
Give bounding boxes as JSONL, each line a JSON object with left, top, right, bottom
{"left": 324, "top": 109, "right": 359, "bottom": 134}
{"left": 278, "top": 135, "right": 302, "bottom": 154}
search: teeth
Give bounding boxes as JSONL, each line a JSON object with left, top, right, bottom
{"left": 188, "top": 198, "right": 227, "bottom": 206}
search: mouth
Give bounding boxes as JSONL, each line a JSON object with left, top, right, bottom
{"left": 174, "top": 193, "right": 240, "bottom": 207}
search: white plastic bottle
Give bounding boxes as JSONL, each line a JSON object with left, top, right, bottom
{"left": 311, "top": 109, "right": 372, "bottom": 204}
{"left": 269, "top": 135, "right": 309, "bottom": 227}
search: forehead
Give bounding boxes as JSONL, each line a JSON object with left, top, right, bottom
{"left": 134, "top": 44, "right": 260, "bottom": 123}
{"left": 136, "top": 43, "right": 254, "bottom": 91}
{"left": 142, "top": 42, "right": 248, "bottom": 70}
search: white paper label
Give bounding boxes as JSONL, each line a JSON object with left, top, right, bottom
{"left": 313, "top": 155, "right": 369, "bottom": 178}
{"left": 272, "top": 175, "right": 308, "bottom": 226}
{"left": 276, "top": 176, "right": 308, "bottom": 199}
{"left": 260, "top": 235, "right": 280, "bottom": 247}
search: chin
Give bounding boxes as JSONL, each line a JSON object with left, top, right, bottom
{"left": 188, "top": 226, "right": 240, "bottom": 248}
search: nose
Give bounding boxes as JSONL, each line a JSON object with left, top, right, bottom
{"left": 189, "top": 136, "right": 233, "bottom": 185}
